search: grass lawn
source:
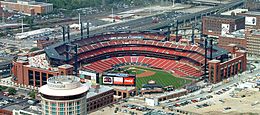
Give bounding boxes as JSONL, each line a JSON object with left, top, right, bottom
{"left": 127, "top": 66, "right": 191, "bottom": 89}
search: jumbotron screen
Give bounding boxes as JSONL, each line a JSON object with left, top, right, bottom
{"left": 102, "top": 73, "right": 136, "bottom": 86}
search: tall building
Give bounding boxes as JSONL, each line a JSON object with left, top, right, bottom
{"left": 39, "top": 76, "right": 89, "bottom": 115}
{"left": 246, "top": 29, "right": 260, "bottom": 57}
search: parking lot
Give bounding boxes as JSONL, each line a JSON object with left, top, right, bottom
{"left": 177, "top": 83, "right": 260, "bottom": 114}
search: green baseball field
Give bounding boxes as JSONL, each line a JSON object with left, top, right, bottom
{"left": 113, "top": 66, "right": 192, "bottom": 89}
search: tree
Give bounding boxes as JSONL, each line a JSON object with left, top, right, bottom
{"left": 23, "top": 16, "right": 34, "bottom": 30}
{"left": 0, "top": 86, "right": 8, "bottom": 92}
{"left": 8, "top": 88, "right": 17, "bottom": 95}
{"left": 29, "top": 47, "right": 41, "bottom": 52}
{"left": 28, "top": 90, "right": 36, "bottom": 99}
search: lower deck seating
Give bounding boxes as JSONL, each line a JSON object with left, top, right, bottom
{"left": 83, "top": 56, "right": 203, "bottom": 77}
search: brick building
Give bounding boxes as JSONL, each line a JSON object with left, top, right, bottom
{"left": 0, "top": 0, "right": 53, "bottom": 15}
{"left": 0, "top": 109, "right": 12, "bottom": 115}
{"left": 36, "top": 39, "right": 55, "bottom": 49}
{"left": 87, "top": 84, "right": 114, "bottom": 113}
{"left": 218, "top": 29, "right": 247, "bottom": 50}
{"left": 202, "top": 15, "right": 245, "bottom": 37}
{"left": 13, "top": 54, "right": 115, "bottom": 113}
{"left": 12, "top": 54, "right": 74, "bottom": 87}
{"left": 112, "top": 86, "right": 137, "bottom": 101}
{"left": 237, "top": 11, "right": 260, "bottom": 29}
{"left": 208, "top": 49, "right": 247, "bottom": 83}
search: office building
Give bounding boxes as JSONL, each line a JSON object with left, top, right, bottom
{"left": 39, "top": 75, "right": 89, "bottom": 115}
{"left": 202, "top": 15, "right": 245, "bottom": 37}
{"left": 0, "top": 0, "right": 53, "bottom": 15}
{"left": 237, "top": 11, "right": 260, "bottom": 29}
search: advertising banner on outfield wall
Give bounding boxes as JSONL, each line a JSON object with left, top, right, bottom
{"left": 245, "top": 17, "right": 257, "bottom": 25}
{"left": 124, "top": 77, "right": 135, "bottom": 85}
{"left": 221, "top": 24, "right": 230, "bottom": 36}
{"left": 114, "top": 77, "right": 124, "bottom": 85}
{"left": 103, "top": 76, "right": 113, "bottom": 84}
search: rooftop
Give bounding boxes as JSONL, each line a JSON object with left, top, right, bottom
{"left": 221, "top": 29, "right": 245, "bottom": 38}
{"left": 221, "top": 8, "right": 248, "bottom": 15}
{"left": 205, "top": 14, "right": 244, "bottom": 20}
{"left": 1, "top": 0, "right": 53, "bottom": 6}
{"left": 21, "top": 106, "right": 42, "bottom": 115}
{"left": 15, "top": 28, "right": 54, "bottom": 39}
{"left": 144, "top": 89, "right": 187, "bottom": 99}
{"left": 27, "top": 53, "right": 58, "bottom": 71}
{"left": 208, "top": 59, "right": 221, "bottom": 63}
{"left": 242, "top": 11, "right": 260, "bottom": 16}
{"left": 39, "top": 76, "right": 89, "bottom": 96}
{"left": 47, "top": 76, "right": 79, "bottom": 85}
{"left": 58, "top": 64, "right": 73, "bottom": 69}
{"left": 111, "top": 85, "right": 136, "bottom": 91}
{"left": 251, "top": 29, "right": 260, "bottom": 35}
{"left": 85, "top": 81, "right": 113, "bottom": 98}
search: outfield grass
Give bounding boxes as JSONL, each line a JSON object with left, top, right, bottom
{"left": 131, "top": 66, "right": 192, "bottom": 89}
{"left": 106, "top": 66, "right": 192, "bottom": 89}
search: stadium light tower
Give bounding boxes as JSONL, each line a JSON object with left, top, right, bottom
{"left": 191, "top": 23, "right": 195, "bottom": 45}
{"left": 112, "top": 8, "right": 115, "bottom": 22}
{"left": 65, "top": 43, "right": 79, "bottom": 76}
{"left": 150, "top": 3, "right": 152, "bottom": 14}
{"left": 1, "top": 5, "right": 5, "bottom": 24}
{"left": 204, "top": 37, "right": 208, "bottom": 82}
{"left": 78, "top": 13, "right": 81, "bottom": 30}
{"left": 87, "top": 22, "right": 90, "bottom": 38}
{"left": 62, "top": 26, "right": 65, "bottom": 42}
{"left": 21, "top": 18, "right": 24, "bottom": 33}
{"left": 80, "top": 22, "right": 83, "bottom": 40}
{"left": 175, "top": 20, "right": 179, "bottom": 42}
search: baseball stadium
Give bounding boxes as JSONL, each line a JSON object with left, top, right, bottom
{"left": 42, "top": 29, "right": 242, "bottom": 87}
{"left": 12, "top": 29, "right": 247, "bottom": 90}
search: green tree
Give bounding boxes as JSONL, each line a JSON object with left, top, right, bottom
{"left": 0, "top": 86, "right": 8, "bottom": 92}
{"left": 28, "top": 90, "right": 36, "bottom": 99}
{"left": 8, "top": 88, "right": 17, "bottom": 95}
{"left": 23, "top": 16, "right": 34, "bottom": 30}
{"left": 29, "top": 47, "right": 41, "bottom": 52}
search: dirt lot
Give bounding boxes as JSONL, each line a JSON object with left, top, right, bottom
{"left": 179, "top": 88, "right": 260, "bottom": 115}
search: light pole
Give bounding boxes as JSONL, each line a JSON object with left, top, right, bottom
{"left": 112, "top": 8, "right": 115, "bottom": 22}
{"left": 1, "top": 5, "right": 5, "bottom": 24}
{"left": 149, "top": 3, "right": 152, "bottom": 14}
{"left": 21, "top": 18, "right": 24, "bottom": 33}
